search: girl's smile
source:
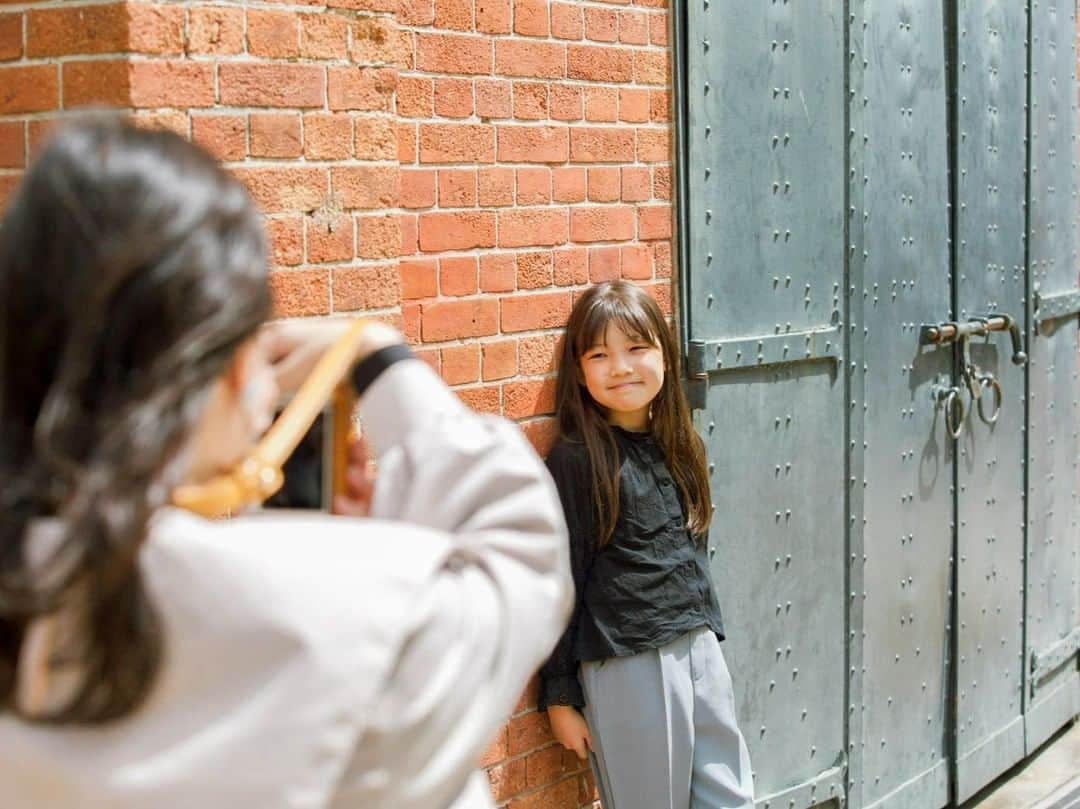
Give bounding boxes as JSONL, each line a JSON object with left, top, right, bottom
{"left": 580, "top": 324, "right": 665, "bottom": 431}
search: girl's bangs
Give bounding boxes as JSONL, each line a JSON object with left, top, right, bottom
{"left": 575, "top": 293, "right": 660, "bottom": 356}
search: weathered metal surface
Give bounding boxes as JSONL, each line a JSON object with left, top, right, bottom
{"left": 1031, "top": 626, "right": 1080, "bottom": 687}
{"left": 1026, "top": 0, "right": 1080, "bottom": 755}
{"left": 684, "top": 1, "right": 847, "bottom": 805}
{"left": 687, "top": 323, "right": 841, "bottom": 376}
{"left": 952, "top": 1, "right": 1029, "bottom": 800}
{"left": 1034, "top": 287, "right": 1080, "bottom": 329}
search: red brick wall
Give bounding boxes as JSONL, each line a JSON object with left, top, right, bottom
{"left": 0, "top": 1, "right": 674, "bottom": 806}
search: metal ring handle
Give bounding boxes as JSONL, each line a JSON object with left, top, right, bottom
{"left": 943, "top": 387, "right": 965, "bottom": 440}
{"left": 975, "top": 373, "right": 1003, "bottom": 425}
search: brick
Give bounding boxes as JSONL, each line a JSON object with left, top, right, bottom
{"left": 525, "top": 745, "right": 574, "bottom": 790}
{"left": 480, "top": 253, "right": 517, "bottom": 292}
{"left": 402, "top": 301, "right": 421, "bottom": 343}
{"left": 418, "top": 211, "right": 496, "bottom": 251}
{"left": 650, "top": 89, "right": 671, "bottom": 122}
{"left": 415, "top": 33, "right": 492, "bottom": 75}
{"left": 589, "top": 245, "right": 621, "bottom": 281}
{"left": 584, "top": 6, "right": 618, "bottom": 42}
{"left": 522, "top": 417, "right": 560, "bottom": 456}
{"left": 0, "top": 12, "right": 20, "bottom": 60}
{"left": 615, "top": 168, "right": 649, "bottom": 204}
{"left": 497, "top": 125, "right": 568, "bottom": 163}
{"left": 549, "top": 84, "right": 582, "bottom": 121}
{"left": 306, "top": 212, "right": 354, "bottom": 264}
{"left": 570, "top": 126, "right": 635, "bottom": 162}
{"left": 619, "top": 87, "right": 650, "bottom": 122}
{"left": 441, "top": 344, "right": 481, "bottom": 385}
{"left": 300, "top": 12, "right": 350, "bottom": 59}
{"left": 439, "top": 255, "right": 479, "bottom": 296}
{"left": 507, "top": 711, "right": 552, "bottom": 756}
{"left": 357, "top": 214, "right": 400, "bottom": 259}
{"left": 567, "top": 44, "right": 632, "bottom": 82}
{"left": 508, "top": 776, "right": 577, "bottom": 809}
{"left": 1, "top": 65, "right": 57, "bottom": 113}
{"left": 192, "top": 115, "right": 246, "bottom": 162}
{"left": 653, "top": 164, "right": 671, "bottom": 199}
{"left": 421, "top": 298, "right": 499, "bottom": 341}
{"left": 552, "top": 167, "right": 586, "bottom": 203}
{"left": 250, "top": 113, "right": 302, "bottom": 158}
{"left": 434, "top": 0, "right": 473, "bottom": 31}
{"left": 504, "top": 377, "right": 557, "bottom": 419}
{"left": 131, "top": 109, "right": 189, "bottom": 136}
{"left": 328, "top": 66, "right": 395, "bottom": 111}
{"left": 478, "top": 166, "right": 514, "bottom": 206}
{"left": 642, "top": 279, "right": 672, "bottom": 315}
{"left": 352, "top": 118, "right": 396, "bottom": 163}
{"left": 649, "top": 11, "right": 669, "bottom": 44}
{"left": 456, "top": 385, "right": 501, "bottom": 415}
{"left": 220, "top": 64, "right": 325, "bottom": 108}
{"left": 482, "top": 339, "right": 518, "bottom": 380}
{"left": 621, "top": 243, "right": 652, "bottom": 279}
{"left": 420, "top": 123, "right": 495, "bottom": 164}
{"left": 270, "top": 269, "right": 330, "bottom": 317}
{"left": 61, "top": 61, "right": 127, "bottom": 108}
{"left": 397, "top": 122, "right": 417, "bottom": 163}
{"left": 570, "top": 205, "right": 635, "bottom": 242}
{"left": 475, "top": 79, "right": 512, "bottom": 118}
{"left": 638, "top": 204, "right": 672, "bottom": 239}
{"left": 517, "top": 250, "right": 553, "bottom": 289}
{"left": 400, "top": 258, "right": 438, "bottom": 299}
{"left": 475, "top": 0, "right": 511, "bottom": 34}
{"left": 554, "top": 246, "right": 588, "bottom": 285}
{"left": 351, "top": 17, "right": 400, "bottom": 64}
{"left": 400, "top": 0, "right": 435, "bottom": 26}
{"left": 512, "top": 81, "right": 548, "bottom": 120}
{"left": 331, "top": 165, "right": 399, "bottom": 209}
{"left": 634, "top": 48, "right": 669, "bottom": 84}
{"left": 401, "top": 169, "right": 437, "bottom": 209}
{"left": 266, "top": 217, "right": 303, "bottom": 267}
{"left": 246, "top": 9, "right": 299, "bottom": 58}
{"left": 304, "top": 113, "right": 353, "bottom": 160}
{"left": 0, "top": 121, "right": 23, "bottom": 168}
{"left": 0, "top": 173, "right": 20, "bottom": 214}
{"left": 637, "top": 127, "right": 671, "bottom": 161}
{"left": 653, "top": 240, "right": 672, "bottom": 277}
{"left": 397, "top": 76, "right": 433, "bottom": 118}
{"left": 516, "top": 168, "right": 551, "bottom": 205}
{"left": 416, "top": 348, "right": 441, "bottom": 375}
{"left": 27, "top": 120, "right": 54, "bottom": 158}
{"left": 501, "top": 291, "right": 572, "bottom": 333}
{"left": 551, "top": 2, "right": 583, "bottom": 40}
{"left": 130, "top": 61, "right": 215, "bottom": 108}
{"left": 619, "top": 9, "right": 649, "bottom": 43}
{"left": 587, "top": 167, "right": 620, "bottom": 202}
{"left": 488, "top": 758, "right": 527, "bottom": 803}
{"left": 439, "top": 168, "right": 477, "bottom": 207}
{"left": 495, "top": 40, "right": 566, "bottom": 79}
{"left": 498, "top": 208, "right": 568, "bottom": 248}
{"left": 329, "top": 0, "right": 399, "bottom": 12}
{"left": 234, "top": 167, "right": 328, "bottom": 213}
{"left": 514, "top": 0, "right": 548, "bottom": 37}
{"left": 585, "top": 86, "right": 618, "bottom": 122}
{"left": 434, "top": 78, "right": 474, "bottom": 118}
{"left": 480, "top": 727, "right": 509, "bottom": 768}
{"left": 332, "top": 263, "right": 400, "bottom": 311}
{"left": 187, "top": 6, "right": 244, "bottom": 55}
{"left": 27, "top": 5, "right": 126, "bottom": 57}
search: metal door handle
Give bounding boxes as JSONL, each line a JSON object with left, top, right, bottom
{"left": 932, "top": 382, "right": 966, "bottom": 439}
{"left": 919, "top": 313, "right": 1027, "bottom": 366}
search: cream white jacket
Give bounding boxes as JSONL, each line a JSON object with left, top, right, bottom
{"left": 0, "top": 360, "right": 572, "bottom": 809}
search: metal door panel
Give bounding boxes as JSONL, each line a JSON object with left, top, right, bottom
{"left": 684, "top": 1, "right": 847, "bottom": 805}
{"left": 1025, "top": 0, "right": 1080, "bottom": 755}
{"left": 859, "top": 2, "right": 952, "bottom": 808}
{"left": 952, "top": 2, "right": 1029, "bottom": 799}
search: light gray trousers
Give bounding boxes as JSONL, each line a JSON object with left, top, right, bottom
{"left": 580, "top": 627, "right": 755, "bottom": 809}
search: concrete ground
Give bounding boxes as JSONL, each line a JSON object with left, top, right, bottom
{"left": 963, "top": 721, "right": 1080, "bottom": 809}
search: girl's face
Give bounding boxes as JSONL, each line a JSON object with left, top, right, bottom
{"left": 579, "top": 323, "right": 665, "bottom": 432}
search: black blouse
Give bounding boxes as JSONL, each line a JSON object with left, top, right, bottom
{"left": 538, "top": 427, "right": 726, "bottom": 709}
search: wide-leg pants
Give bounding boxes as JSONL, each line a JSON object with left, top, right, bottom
{"left": 579, "top": 626, "right": 754, "bottom": 809}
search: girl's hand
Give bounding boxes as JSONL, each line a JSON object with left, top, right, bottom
{"left": 333, "top": 437, "right": 375, "bottom": 517}
{"left": 547, "top": 704, "right": 593, "bottom": 761}
{"left": 263, "top": 319, "right": 403, "bottom": 396}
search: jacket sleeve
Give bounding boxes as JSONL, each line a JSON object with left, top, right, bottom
{"left": 329, "top": 359, "right": 573, "bottom": 809}
{"left": 537, "top": 441, "right": 598, "bottom": 711}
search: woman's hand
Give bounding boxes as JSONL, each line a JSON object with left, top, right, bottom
{"left": 546, "top": 705, "right": 593, "bottom": 761}
{"left": 333, "top": 437, "right": 376, "bottom": 517}
{"left": 262, "top": 319, "right": 404, "bottom": 396}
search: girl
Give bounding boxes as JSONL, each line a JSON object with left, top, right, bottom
{"left": 0, "top": 116, "right": 570, "bottom": 809}
{"left": 540, "top": 280, "right": 754, "bottom": 809}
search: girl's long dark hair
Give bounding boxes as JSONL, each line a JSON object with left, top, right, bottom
{"left": 0, "top": 115, "right": 271, "bottom": 723}
{"left": 554, "top": 281, "right": 712, "bottom": 545}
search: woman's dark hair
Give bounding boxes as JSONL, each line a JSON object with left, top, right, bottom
{"left": 0, "top": 115, "right": 271, "bottom": 723}
{"left": 554, "top": 280, "right": 712, "bottom": 545}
